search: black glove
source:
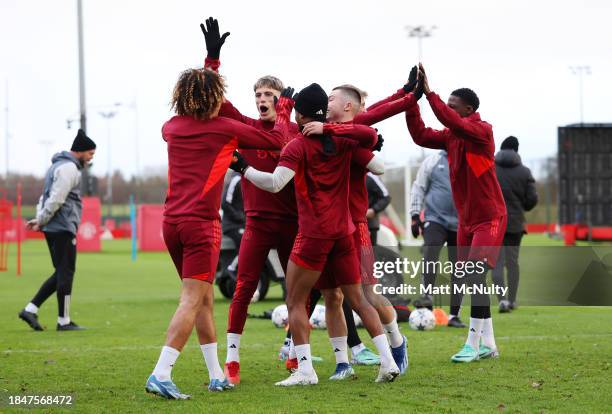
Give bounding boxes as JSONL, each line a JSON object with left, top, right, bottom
{"left": 200, "top": 17, "right": 230, "bottom": 60}
{"left": 402, "top": 65, "right": 418, "bottom": 93}
{"left": 413, "top": 73, "right": 425, "bottom": 101}
{"left": 274, "top": 87, "right": 295, "bottom": 107}
{"left": 281, "top": 87, "right": 295, "bottom": 99}
{"left": 230, "top": 150, "right": 248, "bottom": 174}
{"left": 411, "top": 214, "right": 423, "bottom": 238}
{"left": 373, "top": 133, "right": 384, "bottom": 152}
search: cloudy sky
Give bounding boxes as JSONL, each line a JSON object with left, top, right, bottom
{"left": 1, "top": 0, "right": 610, "bottom": 179}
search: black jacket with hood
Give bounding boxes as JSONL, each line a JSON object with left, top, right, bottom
{"left": 495, "top": 149, "right": 538, "bottom": 233}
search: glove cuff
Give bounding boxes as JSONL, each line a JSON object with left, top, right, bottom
{"left": 204, "top": 57, "right": 221, "bottom": 72}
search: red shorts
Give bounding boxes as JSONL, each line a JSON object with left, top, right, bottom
{"left": 457, "top": 215, "right": 507, "bottom": 268}
{"left": 162, "top": 219, "right": 221, "bottom": 283}
{"left": 290, "top": 233, "right": 361, "bottom": 290}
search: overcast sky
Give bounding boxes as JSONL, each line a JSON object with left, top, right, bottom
{"left": 1, "top": 0, "right": 610, "bottom": 179}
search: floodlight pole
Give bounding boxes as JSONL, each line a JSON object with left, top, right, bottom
{"left": 99, "top": 110, "right": 118, "bottom": 219}
{"left": 569, "top": 65, "right": 591, "bottom": 124}
{"left": 4, "top": 80, "right": 8, "bottom": 185}
{"left": 77, "top": 0, "right": 87, "bottom": 132}
{"left": 405, "top": 25, "right": 437, "bottom": 62}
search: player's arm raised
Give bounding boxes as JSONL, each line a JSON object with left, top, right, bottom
{"left": 365, "top": 65, "right": 418, "bottom": 112}
{"left": 404, "top": 74, "right": 448, "bottom": 149}
{"left": 302, "top": 122, "right": 378, "bottom": 148}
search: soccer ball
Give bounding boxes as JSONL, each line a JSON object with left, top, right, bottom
{"left": 309, "top": 304, "right": 327, "bottom": 329}
{"left": 271, "top": 304, "right": 289, "bottom": 328}
{"left": 408, "top": 308, "right": 436, "bottom": 331}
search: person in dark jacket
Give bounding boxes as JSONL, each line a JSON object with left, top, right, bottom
{"left": 221, "top": 171, "right": 245, "bottom": 278}
{"left": 20, "top": 129, "right": 96, "bottom": 331}
{"left": 492, "top": 136, "right": 538, "bottom": 312}
{"left": 366, "top": 172, "right": 391, "bottom": 245}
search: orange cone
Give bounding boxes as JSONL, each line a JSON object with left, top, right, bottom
{"left": 433, "top": 308, "right": 449, "bottom": 325}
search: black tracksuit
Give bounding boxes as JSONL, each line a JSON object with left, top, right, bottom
{"left": 492, "top": 149, "right": 538, "bottom": 303}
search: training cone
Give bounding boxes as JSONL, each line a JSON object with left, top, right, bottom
{"left": 433, "top": 308, "right": 449, "bottom": 325}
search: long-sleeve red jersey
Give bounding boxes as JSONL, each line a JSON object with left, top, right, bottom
{"left": 405, "top": 92, "right": 506, "bottom": 226}
{"left": 348, "top": 93, "right": 414, "bottom": 223}
{"left": 162, "top": 114, "right": 289, "bottom": 223}
{"left": 278, "top": 127, "right": 378, "bottom": 239}
{"left": 218, "top": 100, "right": 300, "bottom": 220}
{"left": 205, "top": 56, "right": 301, "bottom": 220}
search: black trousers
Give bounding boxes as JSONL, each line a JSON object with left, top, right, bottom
{"left": 491, "top": 232, "right": 524, "bottom": 303}
{"left": 422, "top": 221, "right": 463, "bottom": 316}
{"left": 224, "top": 228, "right": 243, "bottom": 251}
{"left": 31, "top": 231, "right": 77, "bottom": 318}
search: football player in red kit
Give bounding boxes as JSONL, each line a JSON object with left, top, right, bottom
{"left": 233, "top": 83, "right": 400, "bottom": 386}
{"left": 199, "top": 17, "right": 301, "bottom": 384}
{"left": 145, "top": 66, "right": 294, "bottom": 399}
{"left": 320, "top": 75, "right": 420, "bottom": 377}
{"left": 405, "top": 64, "right": 506, "bottom": 363}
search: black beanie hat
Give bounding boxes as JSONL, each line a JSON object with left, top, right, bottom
{"left": 294, "top": 83, "right": 328, "bottom": 122}
{"left": 500, "top": 136, "right": 519, "bottom": 152}
{"left": 71, "top": 129, "right": 96, "bottom": 152}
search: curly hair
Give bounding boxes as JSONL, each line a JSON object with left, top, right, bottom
{"left": 171, "top": 68, "right": 226, "bottom": 120}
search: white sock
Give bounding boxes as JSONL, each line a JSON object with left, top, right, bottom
{"left": 351, "top": 343, "right": 366, "bottom": 357}
{"left": 295, "top": 344, "right": 314, "bottom": 375}
{"left": 329, "top": 336, "right": 349, "bottom": 365}
{"left": 289, "top": 338, "right": 296, "bottom": 359}
{"left": 200, "top": 343, "right": 224, "bottom": 381}
{"left": 481, "top": 318, "right": 497, "bottom": 349}
{"left": 57, "top": 316, "right": 70, "bottom": 326}
{"left": 467, "top": 318, "right": 485, "bottom": 350}
{"left": 226, "top": 333, "right": 241, "bottom": 363}
{"left": 371, "top": 334, "right": 395, "bottom": 369}
{"left": 383, "top": 318, "right": 404, "bottom": 348}
{"left": 152, "top": 346, "right": 180, "bottom": 381}
{"left": 25, "top": 303, "right": 39, "bottom": 314}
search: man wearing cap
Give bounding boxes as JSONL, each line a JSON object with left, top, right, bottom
{"left": 19, "top": 129, "right": 96, "bottom": 331}
{"left": 492, "top": 136, "right": 538, "bottom": 312}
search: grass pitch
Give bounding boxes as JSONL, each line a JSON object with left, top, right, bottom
{"left": 1, "top": 239, "right": 611, "bottom": 413}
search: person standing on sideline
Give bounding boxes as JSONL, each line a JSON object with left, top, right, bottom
{"left": 492, "top": 136, "right": 538, "bottom": 312}
{"left": 20, "top": 129, "right": 96, "bottom": 332}
{"left": 366, "top": 172, "right": 391, "bottom": 246}
{"left": 410, "top": 150, "right": 466, "bottom": 328}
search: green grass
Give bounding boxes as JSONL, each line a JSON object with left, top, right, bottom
{"left": 1, "top": 239, "right": 611, "bottom": 413}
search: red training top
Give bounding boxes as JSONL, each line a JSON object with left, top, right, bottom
{"left": 162, "top": 113, "right": 290, "bottom": 223}
{"left": 219, "top": 100, "right": 300, "bottom": 220}
{"left": 405, "top": 92, "right": 506, "bottom": 226}
{"left": 278, "top": 125, "right": 377, "bottom": 239}
{"left": 348, "top": 93, "right": 415, "bottom": 222}
{"left": 205, "top": 56, "right": 301, "bottom": 221}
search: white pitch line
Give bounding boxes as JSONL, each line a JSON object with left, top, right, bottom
{"left": 3, "top": 333, "right": 612, "bottom": 354}
{"left": 1, "top": 343, "right": 268, "bottom": 354}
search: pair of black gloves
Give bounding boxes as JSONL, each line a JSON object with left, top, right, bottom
{"left": 402, "top": 65, "right": 426, "bottom": 100}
